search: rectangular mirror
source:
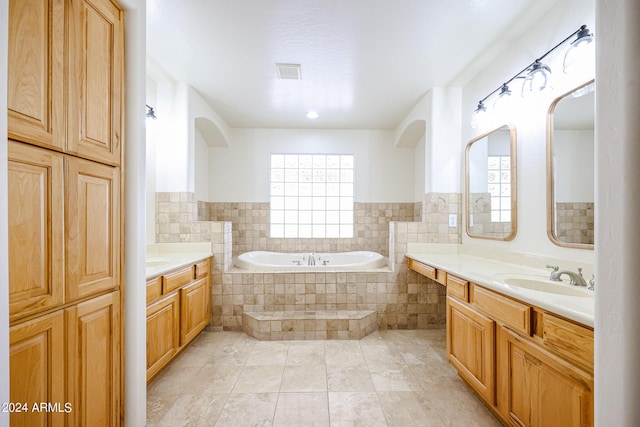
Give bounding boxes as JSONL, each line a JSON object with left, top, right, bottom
{"left": 547, "top": 80, "right": 595, "bottom": 249}
{"left": 465, "top": 124, "right": 517, "bottom": 241}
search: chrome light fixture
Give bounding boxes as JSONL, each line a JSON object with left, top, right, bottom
{"left": 470, "top": 101, "right": 489, "bottom": 129}
{"left": 493, "top": 83, "right": 513, "bottom": 116}
{"left": 563, "top": 25, "right": 594, "bottom": 74}
{"left": 146, "top": 104, "right": 157, "bottom": 119}
{"left": 470, "top": 24, "right": 594, "bottom": 128}
{"left": 521, "top": 60, "right": 552, "bottom": 96}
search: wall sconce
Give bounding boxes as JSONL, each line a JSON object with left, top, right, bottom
{"left": 471, "top": 24, "right": 594, "bottom": 129}
{"left": 146, "top": 104, "right": 157, "bottom": 119}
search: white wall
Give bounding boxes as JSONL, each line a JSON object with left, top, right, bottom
{"left": 208, "top": 128, "right": 416, "bottom": 203}
{"left": 459, "top": 0, "right": 595, "bottom": 263}
{"left": 0, "top": 0, "right": 10, "bottom": 423}
{"left": 596, "top": 0, "right": 640, "bottom": 424}
{"left": 414, "top": 134, "right": 426, "bottom": 200}
{"left": 555, "top": 130, "right": 594, "bottom": 202}
{"left": 194, "top": 127, "right": 210, "bottom": 202}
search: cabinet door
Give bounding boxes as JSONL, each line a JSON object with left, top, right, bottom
{"left": 10, "top": 310, "right": 65, "bottom": 427}
{"left": 66, "top": 291, "right": 121, "bottom": 427}
{"left": 65, "top": 156, "right": 120, "bottom": 301}
{"left": 180, "top": 277, "right": 210, "bottom": 346}
{"left": 446, "top": 296, "right": 496, "bottom": 404}
{"left": 147, "top": 292, "right": 180, "bottom": 381}
{"left": 498, "top": 327, "right": 593, "bottom": 427}
{"left": 67, "top": 0, "right": 124, "bottom": 165}
{"left": 8, "top": 141, "right": 64, "bottom": 321}
{"left": 8, "top": 0, "right": 65, "bottom": 150}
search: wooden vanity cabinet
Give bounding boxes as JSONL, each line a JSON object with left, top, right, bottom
{"left": 446, "top": 296, "right": 496, "bottom": 404}
{"left": 146, "top": 258, "right": 212, "bottom": 381}
{"left": 7, "top": 0, "right": 124, "bottom": 423}
{"left": 498, "top": 326, "right": 592, "bottom": 427}
{"left": 8, "top": 0, "right": 65, "bottom": 151}
{"left": 444, "top": 281, "right": 593, "bottom": 426}
{"left": 146, "top": 293, "right": 181, "bottom": 381}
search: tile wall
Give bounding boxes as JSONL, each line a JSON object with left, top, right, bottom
{"left": 468, "top": 192, "right": 512, "bottom": 239}
{"left": 555, "top": 202, "right": 595, "bottom": 245}
{"left": 157, "top": 192, "right": 460, "bottom": 331}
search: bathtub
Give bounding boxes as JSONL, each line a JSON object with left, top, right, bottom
{"left": 235, "top": 251, "right": 386, "bottom": 271}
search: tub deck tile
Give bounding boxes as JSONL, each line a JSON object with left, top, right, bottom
{"left": 243, "top": 310, "right": 377, "bottom": 341}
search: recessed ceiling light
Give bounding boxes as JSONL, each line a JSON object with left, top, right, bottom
{"left": 306, "top": 111, "right": 319, "bottom": 119}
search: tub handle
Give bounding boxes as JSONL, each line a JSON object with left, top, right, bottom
{"left": 292, "top": 260, "right": 301, "bottom": 266}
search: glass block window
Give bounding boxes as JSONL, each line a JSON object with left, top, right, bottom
{"left": 270, "top": 154, "right": 354, "bottom": 238}
{"left": 487, "top": 156, "right": 511, "bottom": 222}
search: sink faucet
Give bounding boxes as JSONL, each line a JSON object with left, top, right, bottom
{"left": 546, "top": 265, "right": 587, "bottom": 286}
{"left": 308, "top": 253, "right": 316, "bottom": 266}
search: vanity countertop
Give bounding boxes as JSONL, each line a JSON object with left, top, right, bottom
{"left": 405, "top": 248, "right": 594, "bottom": 328}
{"left": 146, "top": 243, "right": 213, "bottom": 279}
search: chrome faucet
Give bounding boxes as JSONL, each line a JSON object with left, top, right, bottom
{"left": 308, "top": 253, "right": 316, "bottom": 266}
{"left": 546, "top": 265, "right": 587, "bottom": 286}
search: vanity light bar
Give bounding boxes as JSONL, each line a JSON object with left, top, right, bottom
{"left": 471, "top": 24, "right": 593, "bottom": 128}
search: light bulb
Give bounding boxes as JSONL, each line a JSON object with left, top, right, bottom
{"left": 493, "top": 84, "right": 513, "bottom": 118}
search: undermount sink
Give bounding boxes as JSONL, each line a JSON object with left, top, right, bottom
{"left": 495, "top": 275, "right": 592, "bottom": 297}
{"left": 146, "top": 258, "right": 171, "bottom": 267}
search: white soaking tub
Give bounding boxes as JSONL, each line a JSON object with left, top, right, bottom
{"left": 235, "top": 251, "right": 386, "bottom": 271}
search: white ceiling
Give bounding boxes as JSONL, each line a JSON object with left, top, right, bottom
{"left": 146, "top": 0, "right": 559, "bottom": 130}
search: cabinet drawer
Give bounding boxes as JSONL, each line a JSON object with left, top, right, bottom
{"left": 447, "top": 275, "right": 469, "bottom": 302}
{"left": 146, "top": 277, "right": 162, "bottom": 304}
{"left": 472, "top": 284, "right": 531, "bottom": 335}
{"left": 195, "top": 258, "right": 211, "bottom": 279}
{"left": 541, "top": 313, "right": 594, "bottom": 371}
{"left": 162, "top": 266, "right": 194, "bottom": 294}
{"left": 408, "top": 258, "right": 436, "bottom": 280}
{"left": 435, "top": 269, "right": 447, "bottom": 285}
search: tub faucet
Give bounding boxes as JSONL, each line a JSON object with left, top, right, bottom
{"left": 546, "top": 265, "right": 587, "bottom": 286}
{"left": 308, "top": 253, "right": 316, "bottom": 266}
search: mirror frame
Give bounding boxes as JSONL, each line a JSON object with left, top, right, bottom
{"left": 465, "top": 123, "right": 518, "bottom": 241}
{"left": 546, "top": 79, "right": 595, "bottom": 250}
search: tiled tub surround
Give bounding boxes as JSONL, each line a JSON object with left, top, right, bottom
{"left": 204, "top": 201, "right": 421, "bottom": 257}
{"left": 556, "top": 202, "right": 595, "bottom": 245}
{"left": 155, "top": 192, "right": 462, "bottom": 331}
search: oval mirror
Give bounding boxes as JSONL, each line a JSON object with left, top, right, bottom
{"left": 465, "top": 123, "right": 517, "bottom": 241}
{"left": 547, "top": 80, "right": 595, "bottom": 249}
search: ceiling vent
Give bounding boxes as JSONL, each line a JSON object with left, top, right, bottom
{"left": 275, "top": 63, "right": 302, "bottom": 80}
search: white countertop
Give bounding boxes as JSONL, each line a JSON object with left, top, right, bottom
{"left": 405, "top": 246, "right": 594, "bottom": 328}
{"left": 146, "top": 243, "right": 213, "bottom": 279}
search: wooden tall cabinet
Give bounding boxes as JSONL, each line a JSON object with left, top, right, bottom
{"left": 7, "top": 0, "right": 124, "bottom": 424}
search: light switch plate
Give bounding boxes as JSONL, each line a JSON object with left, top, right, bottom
{"left": 448, "top": 213, "right": 457, "bottom": 227}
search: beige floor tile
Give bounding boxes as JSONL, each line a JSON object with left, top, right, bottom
{"left": 280, "top": 363, "right": 327, "bottom": 392}
{"left": 209, "top": 341, "right": 256, "bottom": 366}
{"left": 286, "top": 341, "right": 326, "bottom": 365}
{"left": 326, "top": 364, "right": 375, "bottom": 392}
{"left": 273, "top": 392, "right": 330, "bottom": 426}
{"left": 325, "top": 341, "right": 366, "bottom": 366}
{"left": 368, "top": 364, "right": 421, "bottom": 392}
{"left": 146, "top": 393, "right": 180, "bottom": 425}
{"left": 147, "top": 365, "right": 202, "bottom": 396}
{"left": 147, "top": 330, "right": 501, "bottom": 427}
{"left": 169, "top": 344, "right": 216, "bottom": 368}
{"left": 233, "top": 365, "right": 285, "bottom": 393}
{"left": 360, "top": 344, "right": 405, "bottom": 368}
{"left": 215, "top": 393, "right": 278, "bottom": 427}
{"left": 377, "top": 391, "right": 444, "bottom": 427}
{"left": 328, "top": 392, "right": 387, "bottom": 426}
{"left": 154, "top": 393, "right": 228, "bottom": 427}
{"left": 190, "top": 363, "right": 242, "bottom": 395}
{"left": 246, "top": 341, "right": 291, "bottom": 366}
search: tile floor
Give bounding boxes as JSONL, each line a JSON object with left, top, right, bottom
{"left": 147, "top": 329, "right": 503, "bottom": 426}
